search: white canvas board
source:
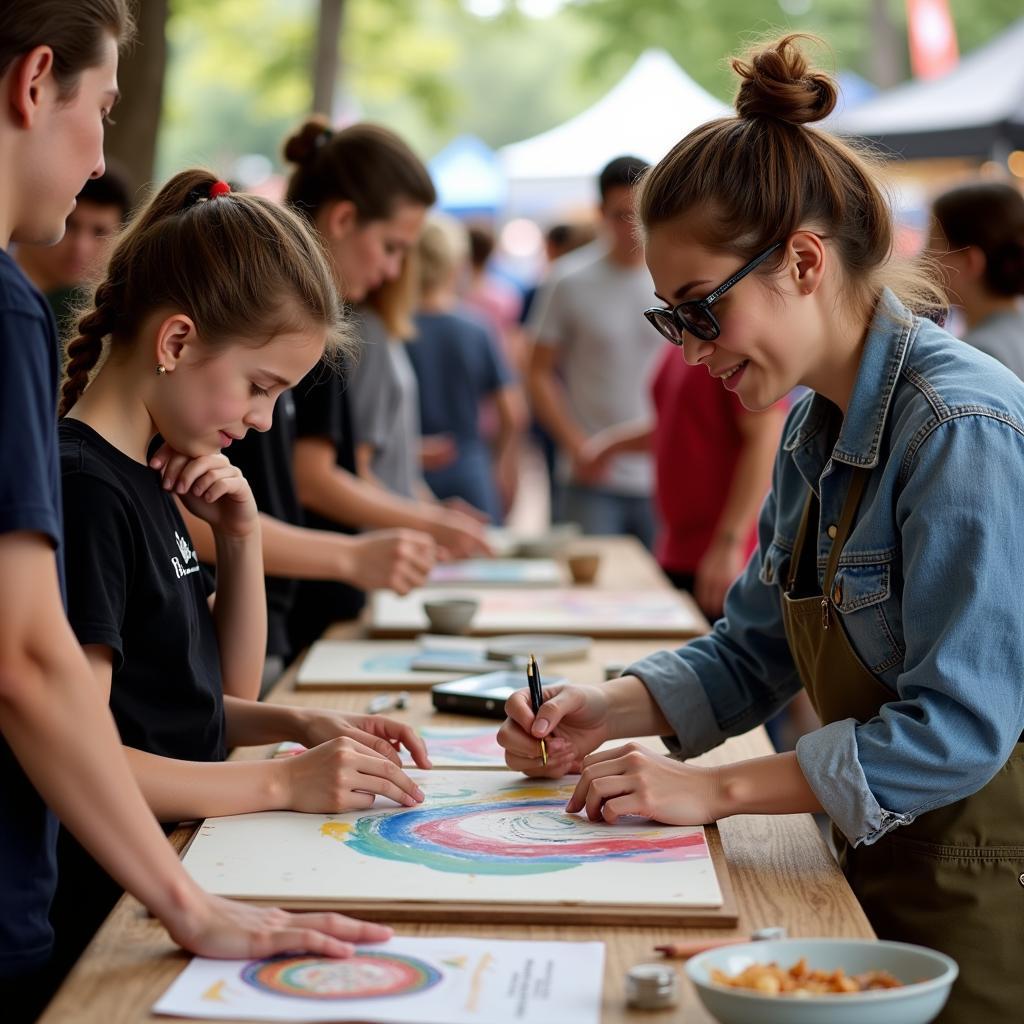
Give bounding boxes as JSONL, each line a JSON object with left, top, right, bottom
{"left": 428, "top": 558, "right": 565, "bottom": 587}
{"left": 371, "top": 588, "right": 704, "bottom": 637}
{"left": 296, "top": 642, "right": 467, "bottom": 688}
{"left": 153, "top": 935, "right": 604, "bottom": 1024}
{"left": 181, "top": 771, "right": 723, "bottom": 910}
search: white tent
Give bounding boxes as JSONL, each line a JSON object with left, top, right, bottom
{"left": 499, "top": 49, "right": 729, "bottom": 216}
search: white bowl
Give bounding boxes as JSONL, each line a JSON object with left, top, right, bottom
{"left": 685, "top": 938, "right": 957, "bottom": 1024}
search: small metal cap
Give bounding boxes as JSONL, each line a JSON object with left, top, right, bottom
{"left": 626, "top": 963, "right": 677, "bottom": 1009}
{"left": 751, "top": 926, "right": 788, "bottom": 941}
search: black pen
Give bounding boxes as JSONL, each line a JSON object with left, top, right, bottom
{"left": 527, "top": 653, "right": 548, "bottom": 766}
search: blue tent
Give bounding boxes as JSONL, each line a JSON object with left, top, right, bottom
{"left": 428, "top": 135, "right": 506, "bottom": 217}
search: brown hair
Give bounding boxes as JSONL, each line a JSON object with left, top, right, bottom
{"left": 283, "top": 118, "right": 436, "bottom": 224}
{"left": 933, "top": 182, "right": 1024, "bottom": 297}
{"left": 366, "top": 247, "right": 420, "bottom": 340}
{"left": 0, "top": 0, "right": 135, "bottom": 99}
{"left": 636, "top": 34, "right": 942, "bottom": 315}
{"left": 60, "top": 169, "right": 347, "bottom": 416}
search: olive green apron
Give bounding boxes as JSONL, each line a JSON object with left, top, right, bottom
{"left": 781, "top": 468, "right": 1024, "bottom": 1023}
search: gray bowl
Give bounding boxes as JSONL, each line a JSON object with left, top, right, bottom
{"left": 422, "top": 598, "right": 479, "bottom": 635}
{"left": 685, "top": 938, "right": 957, "bottom": 1024}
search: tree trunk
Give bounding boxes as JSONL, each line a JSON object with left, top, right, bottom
{"left": 869, "top": 0, "right": 904, "bottom": 88}
{"left": 104, "top": 0, "right": 170, "bottom": 190}
{"left": 312, "top": 0, "right": 346, "bottom": 118}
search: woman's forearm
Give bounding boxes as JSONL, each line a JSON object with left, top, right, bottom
{"left": 210, "top": 527, "right": 266, "bottom": 700}
{"left": 604, "top": 674, "right": 674, "bottom": 739}
{"left": 713, "top": 751, "right": 822, "bottom": 818}
{"left": 125, "top": 746, "right": 286, "bottom": 820}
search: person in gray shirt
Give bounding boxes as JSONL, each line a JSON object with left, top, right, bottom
{"left": 931, "top": 181, "right": 1024, "bottom": 378}
{"left": 527, "top": 156, "right": 662, "bottom": 548}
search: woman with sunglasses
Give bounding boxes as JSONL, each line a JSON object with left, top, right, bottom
{"left": 498, "top": 35, "right": 1024, "bottom": 1023}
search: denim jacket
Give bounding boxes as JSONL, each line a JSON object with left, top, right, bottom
{"left": 629, "top": 289, "right": 1024, "bottom": 846}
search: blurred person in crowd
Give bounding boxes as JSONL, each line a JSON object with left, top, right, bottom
{"left": 281, "top": 120, "right": 490, "bottom": 653}
{"left": 409, "top": 215, "right": 524, "bottom": 521}
{"left": 579, "top": 345, "right": 788, "bottom": 619}
{"left": 464, "top": 222, "right": 525, "bottom": 372}
{"left": 930, "top": 181, "right": 1024, "bottom": 378}
{"left": 15, "top": 163, "right": 131, "bottom": 339}
{"left": 526, "top": 155, "right": 662, "bottom": 548}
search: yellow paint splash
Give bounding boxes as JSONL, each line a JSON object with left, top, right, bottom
{"left": 202, "top": 980, "right": 229, "bottom": 1002}
{"left": 443, "top": 956, "right": 468, "bottom": 968}
{"left": 320, "top": 821, "right": 353, "bottom": 841}
{"left": 465, "top": 953, "right": 495, "bottom": 1012}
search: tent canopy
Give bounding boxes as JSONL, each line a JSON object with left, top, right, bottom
{"left": 499, "top": 50, "right": 729, "bottom": 215}
{"left": 832, "top": 18, "right": 1024, "bottom": 159}
{"left": 428, "top": 134, "right": 506, "bottom": 216}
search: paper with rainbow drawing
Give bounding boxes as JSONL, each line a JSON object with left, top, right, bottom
{"left": 153, "top": 935, "right": 604, "bottom": 1023}
{"left": 181, "top": 770, "right": 723, "bottom": 909}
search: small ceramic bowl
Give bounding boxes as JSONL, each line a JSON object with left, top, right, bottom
{"left": 422, "top": 598, "right": 479, "bottom": 635}
{"left": 686, "top": 938, "right": 957, "bottom": 1024}
{"left": 515, "top": 523, "right": 581, "bottom": 558}
{"left": 566, "top": 551, "right": 601, "bottom": 584}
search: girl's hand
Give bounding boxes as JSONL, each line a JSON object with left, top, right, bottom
{"left": 150, "top": 444, "right": 258, "bottom": 539}
{"left": 497, "top": 683, "right": 610, "bottom": 777}
{"left": 281, "top": 736, "right": 426, "bottom": 812}
{"left": 298, "top": 710, "right": 432, "bottom": 769}
{"left": 427, "top": 508, "right": 494, "bottom": 560}
{"left": 565, "top": 743, "right": 721, "bottom": 825}
{"left": 169, "top": 889, "right": 392, "bottom": 960}
{"left": 346, "top": 530, "right": 437, "bottom": 594}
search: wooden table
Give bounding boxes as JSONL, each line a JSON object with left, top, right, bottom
{"left": 40, "top": 539, "right": 874, "bottom": 1024}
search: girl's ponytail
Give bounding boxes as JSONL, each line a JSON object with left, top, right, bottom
{"left": 59, "top": 282, "right": 116, "bottom": 416}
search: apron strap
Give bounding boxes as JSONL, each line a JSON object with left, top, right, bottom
{"left": 823, "top": 467, "right": 871, "bottom": 595}
{"left": 786, "top": 487, "right": 816, "bottom": 593}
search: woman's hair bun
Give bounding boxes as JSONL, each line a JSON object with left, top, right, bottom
{"left": 732, "top": 34, "right": 837, "bottom": 126}
{"left": 283, "top": 116, "right": 331, "bottom": 166}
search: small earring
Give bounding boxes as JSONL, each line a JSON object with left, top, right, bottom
{"left": 156, "top": 364, "right": 167, "bottom": 375}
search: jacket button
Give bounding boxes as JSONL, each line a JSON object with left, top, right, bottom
{"left": 1019, "top": 872, "right": 1024, "bottom": 887}
{"left": 827, "top": 524, "right": 838, "bottom": 539}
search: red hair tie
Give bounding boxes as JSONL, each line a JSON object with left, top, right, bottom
{"left": 209, "top": 180, "right": 231, "bottom": 199}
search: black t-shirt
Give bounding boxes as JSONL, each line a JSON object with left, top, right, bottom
{"left": 0, "top": 249, "right": 63, "bottom": 978}
{"left": 58, "top": 419, "right": 226, "bottom": 763}
{"left": 289, "top": 358, "right": 365, "bottom": 650}
{"left": 225, "top": 390, "right": 300, "bottom": 659}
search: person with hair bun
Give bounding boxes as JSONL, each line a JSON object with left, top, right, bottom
{"left": 279, "top": 118, "right": 492, "bottom": 652}
{"left": 931, "top": 181, "right": 1024, "bottom": 378}
{"left": 499, "top": 35, "right": 1024, "bottom": 1021}
{"left": 54, "top": 168, "right": 432, "bottom": 980}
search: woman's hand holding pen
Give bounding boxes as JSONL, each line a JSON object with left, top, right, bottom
{"left": 497, "top": 682, "right": 611, "bottom": 777}
{"left": 565, "top": 743, "right": 721, "bottom": 826}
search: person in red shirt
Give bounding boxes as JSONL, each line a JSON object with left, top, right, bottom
{"left": 579, "top": 345, "right": 786, "bottom": 618}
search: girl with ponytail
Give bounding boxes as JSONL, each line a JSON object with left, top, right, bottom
{"left": 53, "top": 168, "right": 430, "bottom": 965}
{"left": 0, "top": 3, "right": 385, "bottom": 1011}
{"left": 499, "top": 36, "right": 1024, "bottom": 1021}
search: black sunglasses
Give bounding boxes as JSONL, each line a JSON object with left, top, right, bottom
{"left": 644, "top": 242, "right": 783, "bottom": 345}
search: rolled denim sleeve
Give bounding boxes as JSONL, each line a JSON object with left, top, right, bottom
{"left": 627, "top": 484, "right": 804, "bottom": 758}
{"left": 800, "top": 414, "right": 1024, "bottom": 846}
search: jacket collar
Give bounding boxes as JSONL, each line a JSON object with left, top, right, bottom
{"left": 784, "top": 288, "right": 916, "bottom": 470}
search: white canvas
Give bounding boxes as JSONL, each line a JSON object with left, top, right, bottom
{"left": 295, "top": 642, "right": 466, "bottom": 688}
{"left": 427, "top": 558, "right": 565, "bottom": 587}
{"left": 181, "top": 771, "right": 723, "bottom": 910}
{"left": 153, "top": 936, "right": 604, "bottom": 1024}
{"left": 371, "top": 588, "right": 705, "bottom": 637}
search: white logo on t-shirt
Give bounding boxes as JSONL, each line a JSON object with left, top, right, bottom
{"left": 171, "top": 530, "right": 200, "bottom": 580}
